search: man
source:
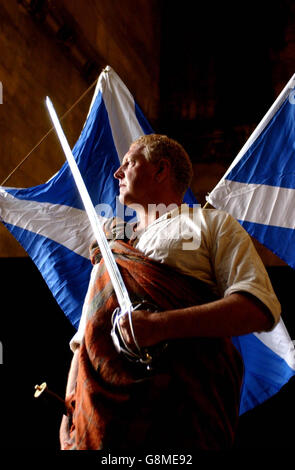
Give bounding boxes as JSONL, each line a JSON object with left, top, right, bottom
{"left": 60, "top": 134, "right": 280, "bottom": 450}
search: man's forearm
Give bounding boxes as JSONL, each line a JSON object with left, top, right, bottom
{"left": 152, "top": 293, "right": 274, "bottom": 344}
{"left": 120, "top": 292, "right": 275, "bottom": 349}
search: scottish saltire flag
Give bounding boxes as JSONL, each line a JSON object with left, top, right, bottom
{"left": 0, "top": 66, "right": 154, "bottom": 328}
{"left": 207, "top": 74, "right": 295, "bottom": 413}
{"left": 0, "top": 65, "right": 195, "bottom": 329}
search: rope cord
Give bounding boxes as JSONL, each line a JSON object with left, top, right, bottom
{"left": 1, "top": 77, "right": 98, "bottom": 186}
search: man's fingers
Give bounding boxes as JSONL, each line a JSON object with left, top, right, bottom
{"left": 119, "top": 313, "right": 134, "bottom": 346}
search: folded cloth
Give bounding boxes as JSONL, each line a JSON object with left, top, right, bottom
{"left": 65, "top": 240, "right": 243, "bottom": 450}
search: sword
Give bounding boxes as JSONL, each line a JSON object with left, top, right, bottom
{"left": 45, "top": 96, "right": 155, "bottom": 367}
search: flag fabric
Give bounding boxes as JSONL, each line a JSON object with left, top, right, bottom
{"left": 0, "top": 66, "right": 153, "bottom": 328}
{"left": 0, "top": 65, "right": 195, "bottom": 330}
{"left": 207, "top": 74, "right": 295, "bottom": 413}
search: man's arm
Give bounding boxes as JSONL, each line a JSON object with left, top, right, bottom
{"left": 119, "top": 292, "right": 274, "bottom": 349}
{"left": 59, "top": 347, "right": 80, "bottom": 449}
{"left": 65, "top": 347, "right": 80, "bottom": 396}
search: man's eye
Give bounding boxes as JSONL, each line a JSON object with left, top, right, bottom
{"left": 122, "top": 159, "right": 134, "bottom": 169}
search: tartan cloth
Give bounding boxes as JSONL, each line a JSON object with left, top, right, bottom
{"left": 64, "top": 239, "right": 243, "bottom": 450}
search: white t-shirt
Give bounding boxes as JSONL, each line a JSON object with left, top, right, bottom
{"left": 70, "top": 205, "right": 281, "bottom": 351}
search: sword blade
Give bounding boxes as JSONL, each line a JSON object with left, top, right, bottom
{"left": 45, "top": 96, "right": 132, "bottom": 315}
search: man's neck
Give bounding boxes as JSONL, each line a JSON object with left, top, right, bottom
{"left": 133, "top": 199, "right": 182, "bottom": 232}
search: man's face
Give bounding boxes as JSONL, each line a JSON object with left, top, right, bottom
{"left": 114, "top": 143, "right": 157, "bottom": 207}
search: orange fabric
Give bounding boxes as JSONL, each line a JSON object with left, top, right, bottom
{"left": 65, "top": 240, "right": 243, "bottom": 450}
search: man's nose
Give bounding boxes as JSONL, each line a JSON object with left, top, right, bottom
{"left": 114, "top": 165, "right": 123, "bottom": 179}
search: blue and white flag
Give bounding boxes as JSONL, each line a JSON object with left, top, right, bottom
{"left": 207, "top": 74, "right": 295, "bottom": 414}
{"left": 0, "top": 66, "right": 154, "bottom": 328}
{"left": 0, "top": 65, "right": 195, "bottom": 330}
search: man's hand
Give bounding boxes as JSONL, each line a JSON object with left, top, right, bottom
{"left": 119, "top": 309, "right": 159, "bottom": 350}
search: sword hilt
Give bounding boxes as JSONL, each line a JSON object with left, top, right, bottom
{"left": 111, "top": 300, "right": 167, "bottom": 370}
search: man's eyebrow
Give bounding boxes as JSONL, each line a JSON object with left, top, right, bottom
{"left": 123, "top": 155, "right": 135, "bottom": 164}
{"left": 121, "top": 157, "right": 129, "bottom": 165}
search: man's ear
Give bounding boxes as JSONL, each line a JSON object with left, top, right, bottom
{"left": 155, "top": 158, "right": 171, "bottom": 183}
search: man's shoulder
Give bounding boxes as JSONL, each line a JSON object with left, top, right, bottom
{"left": 201, "top": 207, "right": 239, "bottom": 224}
{"left": 184, "top": 205, "right": 237, "bottom": 225}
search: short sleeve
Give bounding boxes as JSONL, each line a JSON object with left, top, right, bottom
{"left": 209, "top": 212, "right": 281, "bottom": 326}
